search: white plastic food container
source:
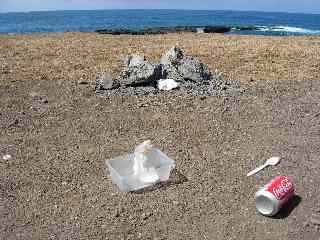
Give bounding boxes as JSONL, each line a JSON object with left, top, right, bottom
{"left": 106, "top": 149, "right": 175, "bottom": 192}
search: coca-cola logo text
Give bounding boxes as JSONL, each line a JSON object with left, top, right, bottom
{"left": 272, "top": 177, "right": 293, "bottom": 200}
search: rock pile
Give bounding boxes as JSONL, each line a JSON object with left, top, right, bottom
{"left": 96, "top": 47, "right": 230, "bottom": 96}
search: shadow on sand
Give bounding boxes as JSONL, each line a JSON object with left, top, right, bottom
{"left": 131, "top": 169, "right": 188, "bottom": 194}
{"left": 272, "top": 195, "right": 302, "bottom": 219}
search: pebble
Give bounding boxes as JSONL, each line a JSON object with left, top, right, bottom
{"left": 114, "top": 211, "right": 120, "bottom": 218}
{"left": 29, "top": 92, "right": 38, "bottom": 98}
{"left": 101, "top": 224, "right": 107, "bottom": 229}
{"left": 310, "top": 217, "right": 320, "bottom": 226}
{"left": 142, "top": 212, "right": 152, "bottom": 220}
{"left": 78, "top": 80, "right": 89, "bottom": 85}
{"left": 41, "top": 98, "right": 49, "bottom": 104}
{"left": 2, "top": 154, "right": 12, "bottom": 160}
{"left": 173, "top": 200, "right": 179, "bottom": 206}
{"left": 303, "top": 221, "right": 310, "bottom": 228}
{"left": 9, "top": 119, "right": 19, "bottom": 127}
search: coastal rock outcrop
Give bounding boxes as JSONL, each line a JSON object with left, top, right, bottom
{"left": 95, "top": 26, "right": 232, "bottom": 35}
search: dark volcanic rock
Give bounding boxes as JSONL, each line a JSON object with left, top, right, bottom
{"left": 160, "top": 46, "right": 184, "bottom": 66}
{"left": 233, "top": 25, "right": 260, "bottom": 31}
{"left": 95, "top": 29, "right": 139, "bottom": 35}
{"left": 203, "top": 26, "right": 231, "bottom": 33}
{"left": 118, "top": 55, "right": 162, "bottom": 86}
{"left": 159, "top": 47, "right": 184, "bottom": 81}
{"left": 177, "top": 56, "right": 212, "bottom": 82}
{"left": 124, "top": 54, "right": 145, "bottom": 67}
{"left": 95, "top": 26, "right": 232, "bottom": 35}
{"left": 161, "top": 66, "right": 184, "bottom": 82}
{"left": 159, "top": 47, "right": 212, "bottom": 82}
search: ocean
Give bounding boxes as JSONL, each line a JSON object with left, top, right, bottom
{"left": 0, "top": 9, "right": 320, "bottom": 36}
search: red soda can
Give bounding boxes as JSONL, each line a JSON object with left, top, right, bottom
{"left": 255, "top": 176, "right": 294, "bottom": 216}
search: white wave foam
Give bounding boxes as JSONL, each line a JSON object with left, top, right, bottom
{"left": 256, "top": 26, "right": 269, "bottom": 32}
{"left": 257, "top": 25, "right": 320, "bottom": 34}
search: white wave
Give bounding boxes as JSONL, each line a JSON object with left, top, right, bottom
{"left": 258, "top": 25, "right": 320, "bottom": 34}
{"left": 256, "top": 26, "right": 269, "bottom": 32}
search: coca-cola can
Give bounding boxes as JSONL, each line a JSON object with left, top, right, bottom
{"left": 255, "top": 176, "right": 294, "bottom": 216}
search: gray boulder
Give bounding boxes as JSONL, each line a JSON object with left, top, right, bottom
{"left": 119, "top": 54, "right": 162, "bottom": 86}
{"left": 160, "top": 47, "right": 184, "bottom": 66}
{"left": 160, "top": 47, "right": 184, "bottom": 82}
{"left": 124, "top": 54, "right": 145, "bottom": 68}
{"left": 177, "top": 56, "right": 212, "bottom": 82}
{"left": 161, "top": 65, "right": 184, "bottom": 82}
{"left": 95, "top": 72, "right": 120, "bottom": 90}
{"left": 160, "top": 47, "right": 212, "bottom": 82}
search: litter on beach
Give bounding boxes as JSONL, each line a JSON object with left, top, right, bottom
{"left": 106, "top": 140, "right": 175, "bottom": 192}
{"left": 255, "top": 176, "right": 295, "bottom": 216}
{"left": 157, "top": 79, "right": 179, "bottom": 91}
{"left": 247, "top": 157, "right": 281, "bottom": 176}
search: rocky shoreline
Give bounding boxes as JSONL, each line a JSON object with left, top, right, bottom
{"left": 95, "top": 25, "right": 260, "bottom": 35}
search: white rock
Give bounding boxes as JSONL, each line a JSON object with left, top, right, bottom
{"left": 157, "top": 79, "right": 179, "bottom": 91}
{"left": 2, "top": 154, "right": 12, "bottom": 160}
{"left": 160, "top": 47, "right": 184, "bottom": 66}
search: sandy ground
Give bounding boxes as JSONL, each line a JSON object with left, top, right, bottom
{"left": 1, "top": 32, "right": 320, "bottom": 83}
{"left": 1, "top": 33, "right": 320, "bottom": 239}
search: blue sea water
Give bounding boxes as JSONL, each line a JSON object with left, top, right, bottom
{"left": 0, "top": 9, "right": 320, "bottom": 36}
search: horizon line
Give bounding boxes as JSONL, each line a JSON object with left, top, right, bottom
{"left": 0, "top": 8, "right": 320, "bottom": 15}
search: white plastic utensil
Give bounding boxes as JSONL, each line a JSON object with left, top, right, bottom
{"left": 247, "top": 157, "right": 281, "bottom": 177}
